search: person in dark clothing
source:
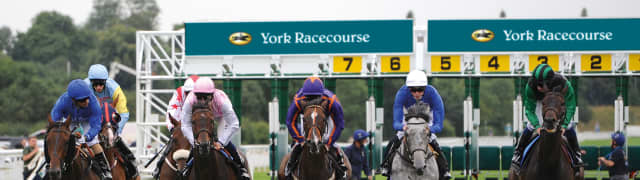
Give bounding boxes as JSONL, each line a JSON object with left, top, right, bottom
{"left": 344, "top": 129, "right": 372, "bottom": 180}
{"left": 598, "top": 132, "right": 629, "bottom": 180}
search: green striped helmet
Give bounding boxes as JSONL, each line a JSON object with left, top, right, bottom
{"left": 531, "top": 64, "right": 555, "bottom": 84}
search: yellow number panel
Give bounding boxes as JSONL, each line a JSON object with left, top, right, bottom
{"left": 431, "top": 56, "right": 461, "bottom": 73}
{"left": 528, "top": 55, "right": 559, "bottom": 72}
{"left": 380, "top": 56, "right": 410, "bottom": 73}
{"left": 580, "top": 54, "right": 611, "bottom": 72}
{"left": 333, "top": 56, "right": 362, "bottom": 73}
{"left": 480, "top": 55, "right": 510, "bottom": 72}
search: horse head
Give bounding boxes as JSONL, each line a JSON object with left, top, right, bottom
{"left": 46, "top": 115, "right": 74, "bottom": 180}
{"left": 168, "top": 114, "right": 191, "bottom": 172}
{"left": 541, "top": 86, "right": 567, "bottom": 134}
{"left": 99, "top": 104, "right": 119, "bottom": 149}
{"left": 404, "top": 102, "right": 432, "bottom": 175}
{"left": 191, "top": 102, "right": 216, "bottom": 156}
{"left": 301, "top": 97, "right": 329, "bottom": 155}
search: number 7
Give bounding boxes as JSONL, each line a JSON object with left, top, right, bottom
{"left": 343, "top": 57, "right": 353, "bottom": 71}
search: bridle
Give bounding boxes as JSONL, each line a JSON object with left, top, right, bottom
{"left": 304, "top": 105, "right": 327, "bottom": 142}
{"left": 46, "top": 122, "right": 79, "bottom": 175}
{"left": 192, "top": 107, "right": 217, "bottom": 148}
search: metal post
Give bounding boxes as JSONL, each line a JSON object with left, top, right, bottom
{"left": 367, "top": 78, "right": 384, "bottom": 175}
{"left": 464, "top": 77, "right": 479, "bottom": 179}
{"left": 224, "top": 79, "right": 242, "bottom": 146}
{"left": 270, "top": 78, "right": 289, "bottom": 177}
{"left": 615, "top": 76, "right": 629, "bottom": 154}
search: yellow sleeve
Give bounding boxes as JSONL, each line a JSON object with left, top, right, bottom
{"left": 113, "top": 87, "right": 129, "bottom": 113}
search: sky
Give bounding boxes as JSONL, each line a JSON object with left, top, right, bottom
{"left": 1, "top": 0, "right": 640, "bottom": 33}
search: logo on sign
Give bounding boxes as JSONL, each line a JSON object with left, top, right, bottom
{"left": 229, "top": 32, "right": 252, "bottom": 46}
{"left": 471, "top": 29, "right": 495, "bottom": 42}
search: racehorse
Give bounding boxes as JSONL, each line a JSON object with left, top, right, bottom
{"left": 190, "top": 102, "right": 250, "bottom": 180}
{"left": 45, "top": 115, "right": 100, "bottom": 180}
{"left": 277, "top": 98, "right": 352, "bottom": 180}
{"left": 509, "top": 86, "right": 584, "bottom": 180}
{"left": 98, "top": 106, "right": 128, "bottom": 180}
{"left": 391, "top": 102, "right": 439, "bottom": 180}
{"left": 157, "top": 114, "right": 193, "bottom": 180}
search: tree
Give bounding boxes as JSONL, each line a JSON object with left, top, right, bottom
{"left": 0, "top": 26, "right": 13, "bottom": 54}
{"left": 123, "top": 0, "right": 160, "bottom": 30}
{"left": 86, "top": 0, "right": 122, "bottom": 30}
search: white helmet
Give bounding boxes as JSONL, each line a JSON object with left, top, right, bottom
{"left": 406, "top": 70, "right": 427, "bottom": 87}
{"left": 182, "top": 75, "right": 199, "bottom": 92}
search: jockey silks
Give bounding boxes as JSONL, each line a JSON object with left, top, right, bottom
{"left": 286, "top": 88, "right": 344, "bottom": 145}
{"left": 51, "top": 92, "right": 102, "bottom": 142}
{"left": 83, "top": 78, "right": 130, "bottom": 133}
{"left": 393, "top": 85, "right": 445, "bottom": 134}
{"left": 181, "top": 89, "right": 239, "bottom": 146}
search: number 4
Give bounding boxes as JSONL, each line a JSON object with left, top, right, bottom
{"left": 489, "top": 56, "right": 499, "bottom": 69}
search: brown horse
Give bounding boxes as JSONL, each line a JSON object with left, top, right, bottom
{"left": 190, "top": 102, "right": 249, "bottom": 179}
{"left": 509, "top": 86, "right": 584, "bottom": 180}
{"left": 45, "top": 115, "right": 100, "bottom": 180}
{"left": 98, "top": 111, "right": 127, "bottom": 180}
{"left": 157, "top": 114, "right": 194, "bottom": 180}
{"left": 277, "top": 98, "right": 351, "bottom": 180}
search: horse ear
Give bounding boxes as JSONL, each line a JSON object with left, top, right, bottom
{"left": 168, "top": 113, "right": 180, "bottom": 127}
{"left": 64, "top": 115, "right": 72, "bottom": 128}
{"left": 48, "top": 114, "right": 54, "bottom": 128}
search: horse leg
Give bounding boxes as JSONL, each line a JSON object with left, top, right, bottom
{"left": 277, "top": 153, "right": 291, "bottom": 180}
{"left": 430, "top": 140, "right": 450, "bottom": 179}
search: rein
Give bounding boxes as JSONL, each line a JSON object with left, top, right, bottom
{"left": 192, "top": 108, "right": 218, "bottom": 147}
{"left": 304, "top": 105, "right": 327, "bottom": 141}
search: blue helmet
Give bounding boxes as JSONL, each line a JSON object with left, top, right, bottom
{"left": 353, "top": 129, "right": 369, "bottom": 141}
{"left": 67, "top": 79, "right": 92, "bottom": 100}
{"left": 301, "top": 77, "right": 324, "bottom": 96}
{"left": 611, "top": 132, "right": 625, "bottom": 146}
{"left": 88, "top": 64, "right": 109, "bottom": 80}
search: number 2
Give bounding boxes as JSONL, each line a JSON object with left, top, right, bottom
{"left": 591, "top": 55, "right": 602, "bottom": 69}
{"left": 344, "top": 57, "right": 353, "bottom": 71}
{"left": 489, "top": 56, "right": 499, "bottom": 69}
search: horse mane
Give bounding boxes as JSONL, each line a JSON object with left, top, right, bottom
{"left": 192, "top": 102, "right": 209, "bottom": 112}
{"left": 303, "top": 97, "right": 325, "bottom": 108}
{"left": 405, "top": 102, "right": 431, "bottom": 123}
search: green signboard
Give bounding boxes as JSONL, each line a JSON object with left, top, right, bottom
{"left": 428, "top": 18, "right": 640, "bottom": 52}
{"left": 185, "top": 20, "right": 413, "bottom": 56}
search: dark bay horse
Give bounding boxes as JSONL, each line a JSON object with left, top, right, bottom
{"left": 391, "top": 102, "right": 438, "bottom": 180}
{"left": 157, "top": 114, "right": 193, "bottom": 180}
{"left": 509, "top": 86, "right": 584, "bottom": 180}
{"left": 277, "top": 98, "right": 352, "bottom": 180}
{"left": 98, "top": 108, "right": 129, "bottom": 180}
{"left": 190, "top": 102, "right": 249, "bottom": 180}
{"left": 45, "top": 115, "right": 99, "bottom": 180}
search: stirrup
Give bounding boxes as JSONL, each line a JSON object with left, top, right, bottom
{"left": 443, "top": 171, "right": 452, "bottom": 180}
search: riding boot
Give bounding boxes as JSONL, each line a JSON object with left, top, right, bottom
{"left": 94, "top": 152, "right": 113, "bottom": 180}
{"left": 565, "top": 129, "right": 583, "bottom": 176}
{"left": 512, "top": 128, "right": 533, "bottom": 167}
{"left": 376, "top": 135, "right": 400, "bottom": 177}
{"left": 153, "top": 139, "right": 173, "bottom": 179}
{"left": 114, "top": 137, "right": 139, "bottom": 179}
{"left": 225, "top": 143, "right": 251, "bottom": 180}
{"left": 285, "top": 144, "right": 303, "bottom": 178}
{"left": 430, "top": 140, "right": 451, "bottom": 180}
{"left": 330, "top": 146, "right": 348, "bottom": 180}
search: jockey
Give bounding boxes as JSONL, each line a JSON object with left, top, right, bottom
{"left": 50, "top": 79, "right": 112, "bottom": 180}
{"left": 377, "top": 70, "right": 451, "bottom": 179}
{"left": 84, "top": 64, "right": 130, "bottom": 135}
{"left": 99, "top": 102, "right": 139, "bottom": 179}
{"left": 153, "top": 75, "right": 199, "bottom": 178}
{"left": 598, "top": 132, "right": 628, "bottom": 180}
{"left": 511, "top": 64, "right": 582, "bottom": 171}
{"left": 180, "top": 78, "right": 250, "bottom": 180}
{"left": 166, "top": 75, "right": 199, "bottom": 130}
{"left": 284, "top": 77, "right": 347, "bottom": 179}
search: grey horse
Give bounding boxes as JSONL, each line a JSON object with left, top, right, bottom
{"left": 391, "top": 102, "right": 439, "bottom": 180}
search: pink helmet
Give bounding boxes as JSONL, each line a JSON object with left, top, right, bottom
{"left": 192, "top": 78, "right": 215, "bottom": 93}
{"left": 182, "top": 75, "right": 200, "bottom": 92}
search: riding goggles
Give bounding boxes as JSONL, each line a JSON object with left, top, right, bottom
{"left": 195, "top": 93, "right": 213, "bottom": 101}
{"left": 409, "top": 87, "right": 425, "bottom": 92}
{"left": 91, "top": 79, "right": 106, "bottom": 86}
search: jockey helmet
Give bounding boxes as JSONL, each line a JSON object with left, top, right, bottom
{"left": 301, "top": 77, "right": 324, "bottom": 96}
{"left": 67, "top": 79, "right": 92, "bottom": 100}
{"left": 183, "top": 75, "right": 199, "bottom": 92}
{"left": 531, "top": 64, "right": 555, "bottom": 86}
{"left": 353, "top": 129, "right": 369, "bottom": 142}
{"left": 406, "top": 70, "right": 427, "bottom": 87}
{"left": 193, "top": 78, "right": 215, "bottom": 94}
{"left": 88, "top": 64, "right": 109, "bottom": 80}
{"left": 611, "top": 132, "right": 625, "bottom": 146}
